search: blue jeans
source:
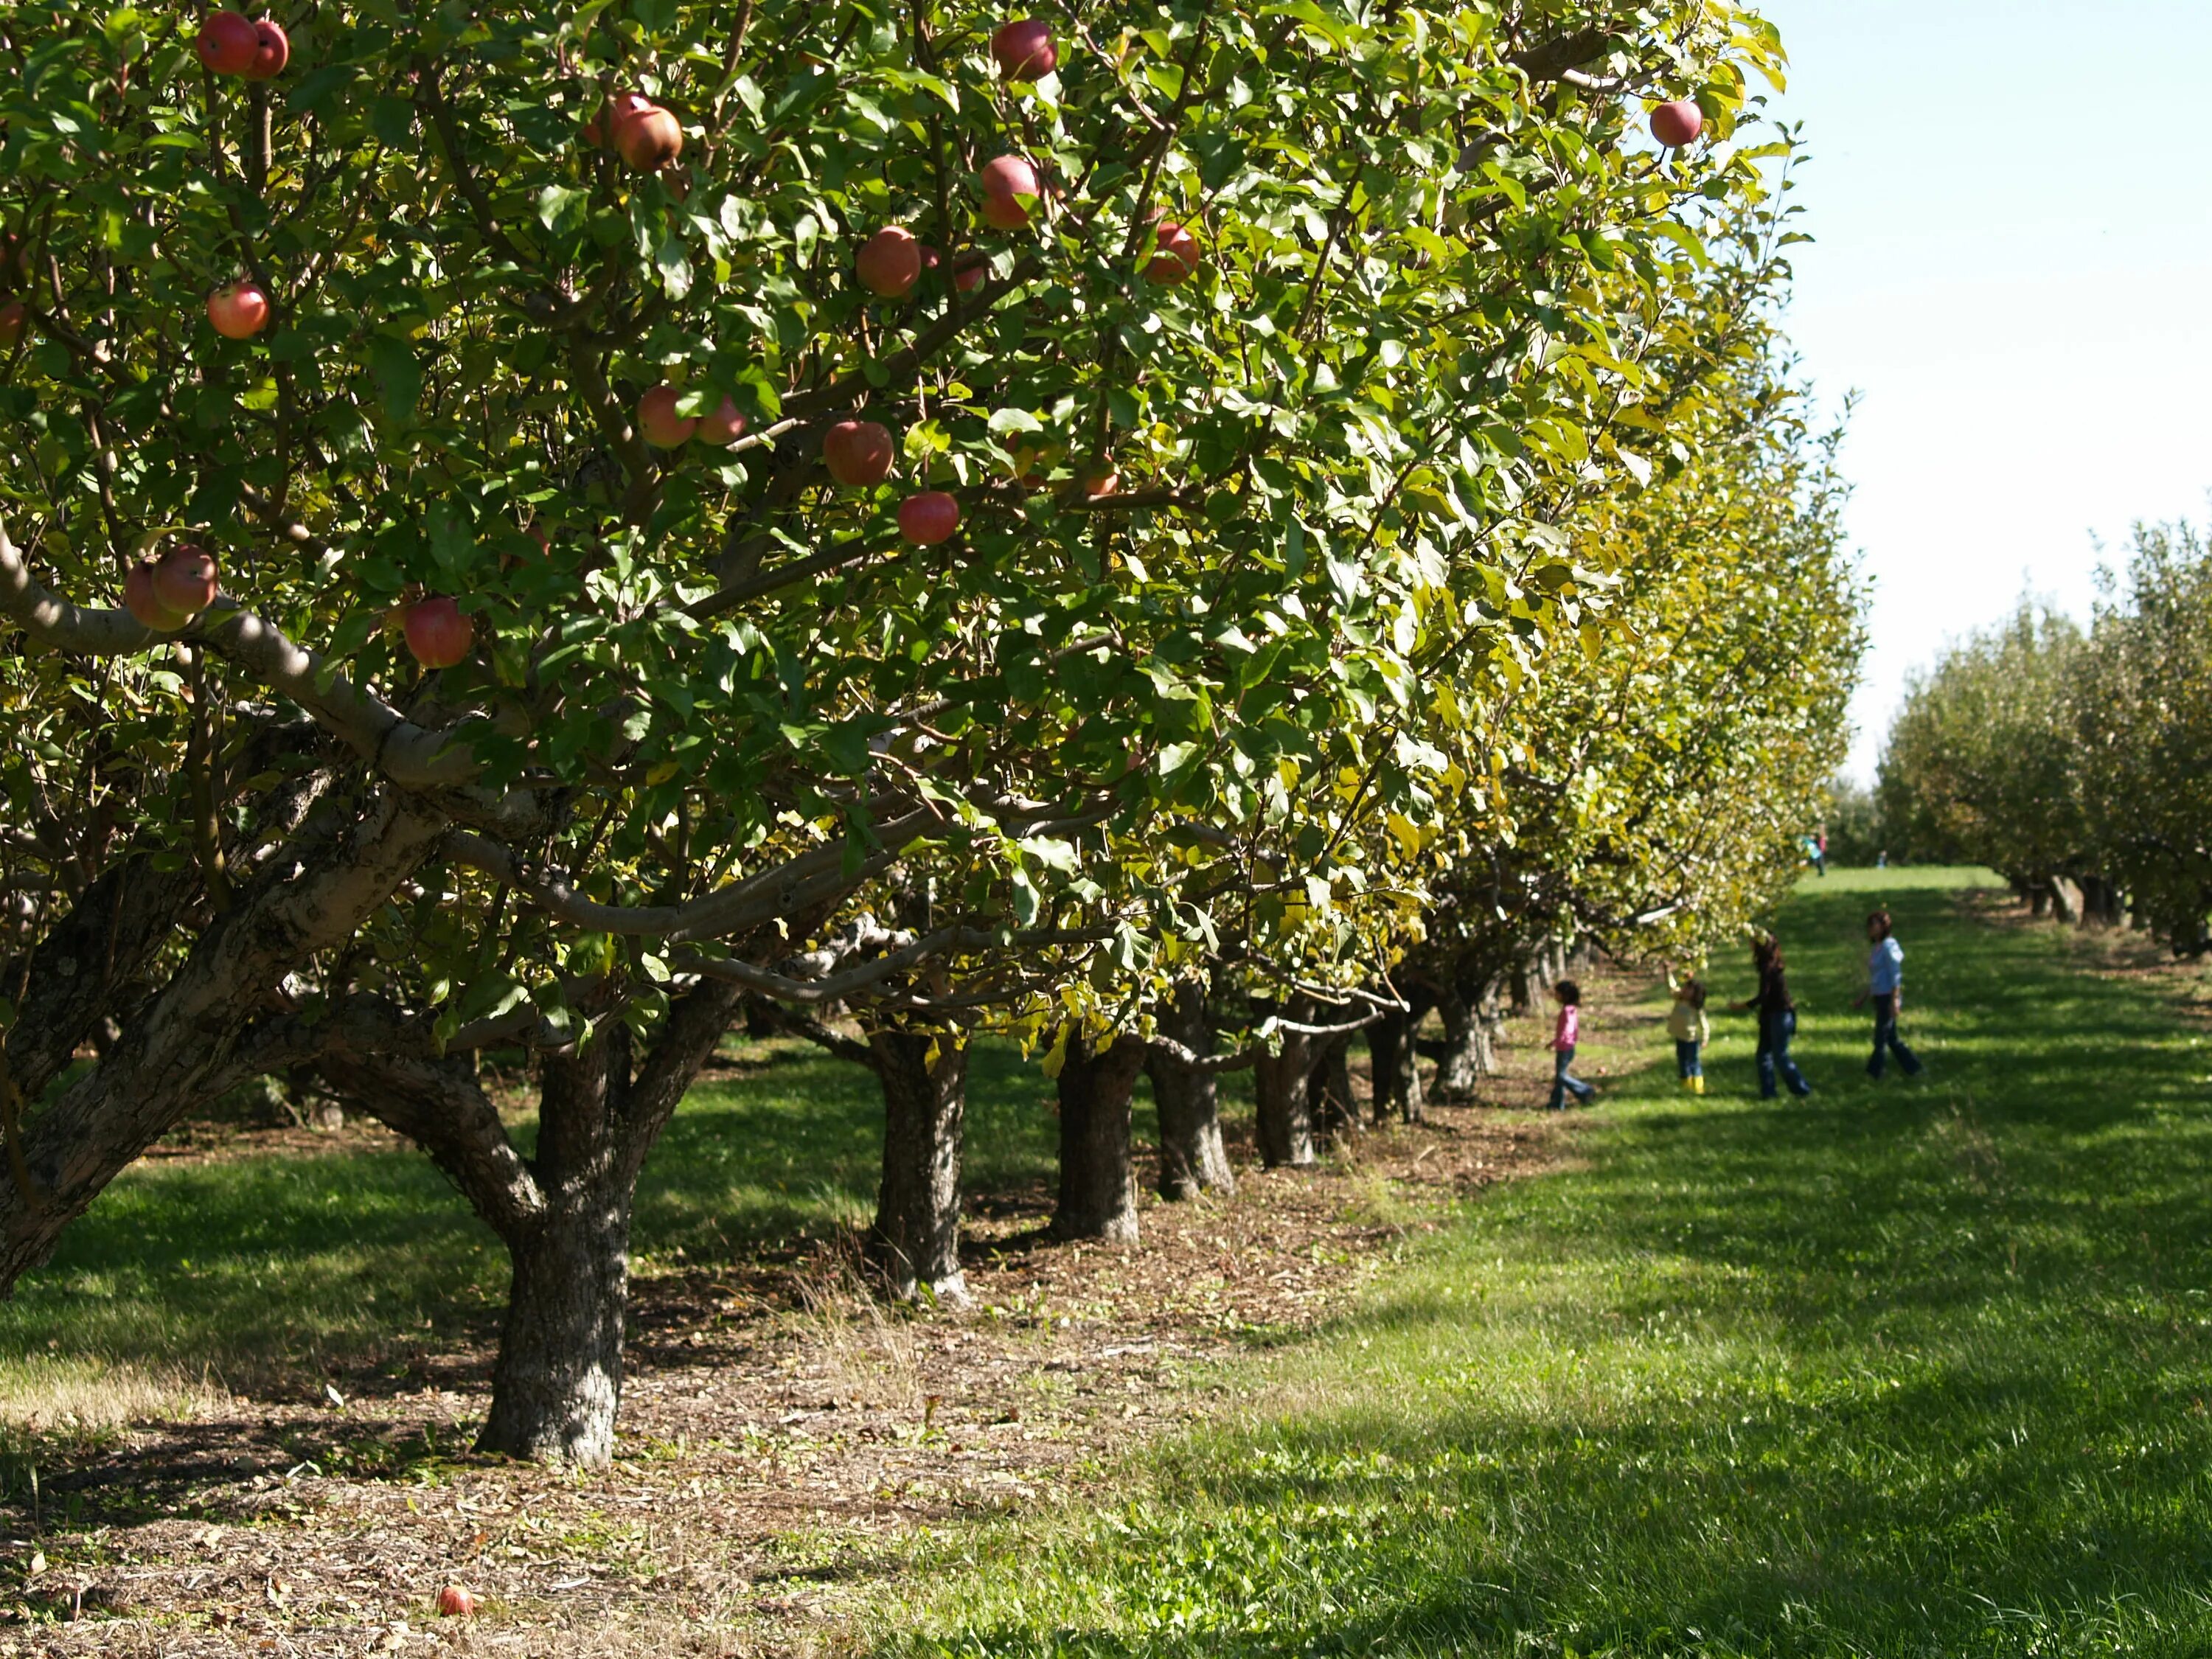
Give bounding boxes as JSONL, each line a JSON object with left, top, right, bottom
{"left": 1756, "top": 1009, "right": 1811, "bottom": 1099}
{"left": 1868, "top": 992, "right": 1922, "bottom": 1078}
{"left": 1548, "top": 1047, "right": 1595, "bottom": 1110}
{"left": 1674, "top": 1039, "right": 1703, "bottom": 1079}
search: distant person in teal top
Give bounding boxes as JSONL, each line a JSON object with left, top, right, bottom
{"left": 1853, "top": 908, "right": 1924, "bottom": 1080}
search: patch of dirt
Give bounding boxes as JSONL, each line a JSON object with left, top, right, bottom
{"left": 1964, "top": 888, "right": 2212, "bottom": 1026}
{"left": 0, "top": 984, "right": 1635, "bottom": 1658}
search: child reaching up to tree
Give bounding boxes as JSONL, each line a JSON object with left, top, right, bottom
{"left": 1666, "top": 967, "right": 1710, "bottom": 1095}
{"left": 1546, "top": 980, "right": 1598, "bottom": 1111}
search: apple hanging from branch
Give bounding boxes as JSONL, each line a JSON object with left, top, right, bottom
{"left": 613, "top": 102, "right": 684, "bottom": 171}
{"left": 637, "top": 385, "right": 697, "bottom": 449}
{"left": 897, "top": 491, "right": 962, "bottom": 546}
{"left": 206, "top": 282, "right": 271, "bottom": 340}
{"left": 822, "top": 420, "right": 895, "bottom": 487}
{"left": 1144, "top": 220, "right": 1201, "bottom": 286}
{"left": 978, "top": 156, "right": 1041, "bottom": 231}
{"left": 195, "top": 11, "right": 260, "bottom": 75}
{"left": 243, "top": 19, "right": 289, "bottom": 81}
{"left": 990, "top": 18, "right": 1057, "bottom": 80}
{"left": 695, "top": 397, "right": 748, "bottom": 447}
{"left": 123, "top": 562, "right": 191, "bottom": 632}
{"left": 151, "top": 544, "right": 220, "bottom": 616}
{"left": 856, "top": 228, "right": 922, "bottom": 299}
{"left": 1650, "top": 99, "right": 1704, "bottom": 147}
{"left": 403, "top": 597, "right": 473, "bottom": 670}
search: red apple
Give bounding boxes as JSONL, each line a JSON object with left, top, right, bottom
{"left": 821, "top": 420, "right": 894, "bottom": 487}
{"left": 0, "top": 301, "right": 24, "bottom": 353}
{"left": 243, "top": 18, "right": 288, "bottom": 80}
{"left": 152, "top": 543, "right": 220, "bottom": 615}
{"left": 918, "top": 244, "right": 942, "bottom": 273}
{"left": 897, "top": 490, "right": 961, "bottom": 545}
{"left": 582, "top": 92, "right": 650, "bottom": 149}
{"left": 206, "top": 282, "right": 271, "bottom": 340}
{"left": 953, "top": 257, "right": 989, "bottom": 294}
{"left": 1650, "top": 99, "right": 1704, "bottom": 147}
{"left": 614, "top": 103, "right": 684, "bottom": 170}
{"left": 695, "top": 396, "right": 748, "bottom": 447}
{"left": 195, "top": 10, "right": 260, "bottom": 75}
{"left": 990, "top": 18, "right": 1057, "bottom": 80}
{"left": 855, "top": 227, "right": 922, "bottom": 299}
{"left": 123, "top": 562, "right": 191, "bottom": 631}
{"left": 434, "top": 1585, "right": 478, "bottom": 1618}
{"left": 978, "top": 155, "right": 1040, "bottom": 230}
{"left": 1077, "top": 467, "right": 1121, "bottom": 500}
{"left": 403, "top": 597, "right": 473, "bottom": 670}
{"left": 637, "top": 384, "right": 697, "bottom": 448}
{"left": 1144, "top": 220, "right": 1200, "bottom": 286}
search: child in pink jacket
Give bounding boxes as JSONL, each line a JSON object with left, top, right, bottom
{"left": 1546, "top": 979, "right": 1597, "bottom": 1110}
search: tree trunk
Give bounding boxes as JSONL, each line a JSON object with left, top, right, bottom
{"left": 2049, "top": 874, "right": 2084, "bottom": 926}
{"left": 868, "top": 1029, "right": 970, "bottom": 1301}
{"left": 478, "top": 1029, "right": 630, "bottom": 1464}
{"left": 481, "top": 1184, "right": 630, "bottom": 1465}
{"left": 1432, "top": 987, "right": 1486, "bottom": 1101}
{"left": 1052, "top": 1032, "right": 1144, "bottom": 1243}
{"left": 1254, "top": 1029, "right": 1316, "bottom": 1169}
{"left": 1145, "top": 981, "right": 1233, "bottom": 1200}
{"left": 1309, "top": 1033, "right": 1357, "bottom": 1146}
{"left": 2028, "top": 883, "right": 2052, "bottom": 919}
{"left": 1368, "top": 999, "right": 1428, "bottom": 1124}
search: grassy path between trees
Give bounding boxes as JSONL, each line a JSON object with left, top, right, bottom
{"left": 866, "top": 869, "right": 2212, "bottom": 1658}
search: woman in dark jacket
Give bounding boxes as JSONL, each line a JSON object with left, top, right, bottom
{"left": 1735, "top": 933, "right": 1812, "bottom": 1099}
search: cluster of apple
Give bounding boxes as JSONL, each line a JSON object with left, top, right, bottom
{"left": 122, "top": 543, "right": 220, "bottom": 632}
{"left": 194, "top": 10, "right": 288, "bottom": 79}
{"left": 635, "top": 386, "right": 748, "bottom": 450}
{"left": 582, "top": 91, "right": 685, "bottom": 172}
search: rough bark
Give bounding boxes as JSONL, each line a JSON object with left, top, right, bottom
{"left": 0, "top": 790, "right": 445, "bottom": 1289}
{"left": 1308, "top": 1034, "right": 1357, "bottom": 1146}
{"left": 1051, "top": 1032, "right": 1145, "bottom": 1244}
{"left": 868, "top": 1028, "right": 970, "bottom": 1301}
{"left": 1145, "top": 981, "right": 1234, "bottom": 1200}
{"left": 1431, "top": 986, "right": 1489, "bottom": 1100}
{"left": 1367, "top": 1001, "right": 1427, "bottom": 1124}
{"left": 1253, "top": 1012, "right": 1318, "bottom": 1169}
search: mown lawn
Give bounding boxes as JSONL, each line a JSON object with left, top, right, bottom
{"left": 870, "top": 867, "right": 2212, "bottom": 1658}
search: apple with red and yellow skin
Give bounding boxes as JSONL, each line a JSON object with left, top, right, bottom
{"left": 1144, "top": 220, "right": 1200, "bottom": 286}
{"left": 1077, "top": 467, "right": 1121, "bottom": 500}
{"left": 1650, "top": 99, "right": 1703, "bottom": 147}
{"left": 207, "top": 282, "right": 271, "bottom": 340}
{"left": 403, "top": 597, "right": 473, "bottom": 670}
{"left": 434, "top": 1585, "right": 478, "bottom": 1618}
{"left": 124, "top": 563, "right": 192, "bottom": 632}
{"left": 0, "top": 301, "right": 24, "bottom": 354}
{"left": 821, "top": 420, "right": 895, "bottom": 487}
{"left": 195, "top": 10, "right": 259, "bottom": 74}
{"left": 637, "top": 385, "right": 697, "bottom": 448}
{"left": 152, "top": 543, "right": 220, "bottom": 616}
{"left": 855, "top": 227, "right": 922, "bottom": 298}
{"left": 897, "top": 491, "right": 961, "bottom": 545}
{"left": 614, "top": 103, "right": 684, "bottom": 170}
{"left": 952, "top": 257, "right": 989, "bottom": 294}
{"left": 990, "top": 18, "right": 1056, "bottom": 80}
{"left": 695, "top": 397, "right": 748, "bottom": 447}
{"left": 978, "top": 156, "right": 1040, "bottom": 230}
{"left": 243, "top": 18, "right": 288, "bottom": 80}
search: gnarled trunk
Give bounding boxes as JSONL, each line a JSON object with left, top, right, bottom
{"left": 869, "top": 1029, "right": 970, "bottom": 1301}
{"left": 1146, "top": 981, "right": 1233, "bottom": 1200}
{"left": 481, "top": 1182, "right": 630, "bottom": 1465}
{"left": 1367, "top": 999, "right": 1427, "bottom": 1124}
{"left": 1254, "top": 1020, "right": 1317, "bottom": 1169}
{"left": 1431, "top": 986, "right": 1489, "bottom": 1100}
{"left": 1052, "top": 1032, "right": 1144, "bottom": 1243}
{"left": 1309, "top": 1032, "right": 1357, "bottom": 1146}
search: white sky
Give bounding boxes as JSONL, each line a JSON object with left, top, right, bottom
{"left": 1750, "top": 0, "right": 2212, "bottom": 779}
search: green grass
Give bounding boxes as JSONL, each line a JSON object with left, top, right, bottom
{"left": 870, "top": 870, "right": 2212, "bottom": 1658}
